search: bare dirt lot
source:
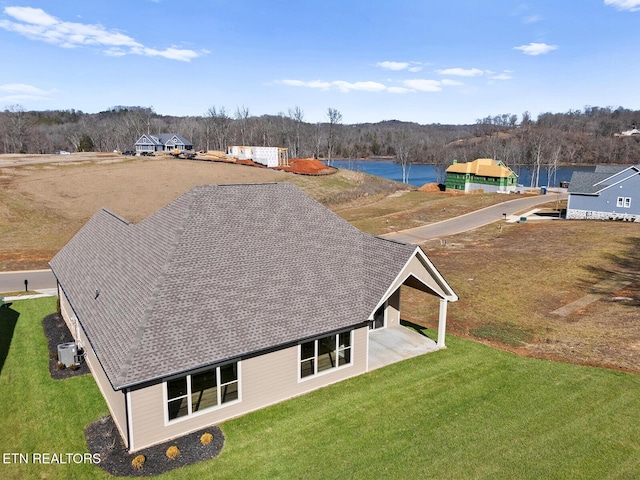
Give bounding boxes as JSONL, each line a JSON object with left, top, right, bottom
{"left": 1, "top": 153, "right": 638, "bottom": 373}
{"left": 403, "top": 220, "right": 640, "bottom": 373}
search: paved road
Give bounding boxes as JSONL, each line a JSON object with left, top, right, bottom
{"left": 0, "top": 269, "right": 56, "bottom": 294}
{"left": 381, "top": 192, "right": 566, "bottom": 244}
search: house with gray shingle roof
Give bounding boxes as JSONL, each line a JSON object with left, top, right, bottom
{"left": 566, "top": 165, "right": 640, "bottom": 221}
{"left": 49, "top": 182, "right": 457, "bottom": 452}
{"left": 135, "top": 133, "right": 193, "bottom": 153}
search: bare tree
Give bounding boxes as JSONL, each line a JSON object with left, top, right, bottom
{"left": 234, "top": 105, "right": 250, "bottom": 145}
{"left": 3, "top": 105, "right": 30, "bottom": 153}
{"left": 394, "top": 131, "right": 413, "bottom": 184}
{"left": 326, "top": 107, "right": 342, "bottom": 166}
{"left": 288, "top": 106, "right": 304, "bottom": 158}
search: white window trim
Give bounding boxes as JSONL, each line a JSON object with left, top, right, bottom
{"left": 163, "top": 361, "right": 241, "bottom": 426}
{"left": 298, "top": 330, "right": 353, "bottom": 382}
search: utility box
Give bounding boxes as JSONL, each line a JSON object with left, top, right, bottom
{"left": 57, "top": 342, "right": 78, "bottom": 367}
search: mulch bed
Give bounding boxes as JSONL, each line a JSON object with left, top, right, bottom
{"left": 42, "top": 311, "right": 226, "bottom": 476}
{"left": 86, "top": 416, "right": 224, "bottom": 477}
{"left": 42, "top": 312, "right": 90, "bottom": 379}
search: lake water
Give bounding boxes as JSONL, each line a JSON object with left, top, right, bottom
{"left": 330, "top": 159, "right": 593, "bottom": 188}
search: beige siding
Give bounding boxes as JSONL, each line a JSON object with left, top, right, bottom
{"left": 58, "top": 288, "right": 80, "bottom": 343}
{"left": 128, "top": 326, "right": 368, "bottom": 452}
{"left": 59, "top": 289, "right": 129, "bottom": 448}
{"left": 386, "top": 289, "right": 401, "bottom": 327}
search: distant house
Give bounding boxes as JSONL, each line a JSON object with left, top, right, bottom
{"left": 228, "top": 146, "right": 289, "bottom": 167}
{"left": 49, "top": 183, "right": 457, "bottom": 452}
{"left": 135, "top": 133, "right": 193, "bottom": 153}
{"left": 445, "top": 158, "right": 518, "bottom": 193}
{"left": 566, "top": 165, "right": 640, "bottom": 221}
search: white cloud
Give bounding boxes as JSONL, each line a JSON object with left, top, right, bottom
{"left": 402, "top": 79, "right": 442, "bottom": 92}
{"left": 524, "top": 14, "right": 542, "bottom": 23}
{"left": 280, "top": 76, "right": 464, "bottom": 94}
{"left": 436, "top": 67, "right": 484, "bottom": 77}
{"left": 490, "top": 71, "right": 513, "bottom": 80}
{"left": 281, "top": 79, "right": 385, "bottom": 93}
{"left": 332, "top": 81, "right": 386, "bottom": 93}
{"left": 376, "top": 61, "right": 410, "bottom": 71}
{"left": 513, "top": 42, "right": 558, "bottom": 55}
{"left": 281, "top": 79, "right": 332, "bottom": 89}
{"left": 387, "top": 86, "right": 413, "bottom": 94}
{"left": 604, "top": 0, "right": 640, "bottom": 11}
{"left": 375, "top": 61, "right": 425, "bottom": 72}
{"left": 0, "top": 6, "right": 204, "bottom": 62}
{"left": 0, "top": 82, "right": 55, "bottom": 102}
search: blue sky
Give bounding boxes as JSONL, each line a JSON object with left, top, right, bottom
{"left": 1, "top": 0, "right": 639, "bottom": 125}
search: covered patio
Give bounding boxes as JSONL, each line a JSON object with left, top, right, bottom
{"left": 368, "top": 323, "right": 439, "bottom": 370}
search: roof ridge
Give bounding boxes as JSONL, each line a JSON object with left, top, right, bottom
{"left": 114, "top": 190, "right": 199, "bottom": 386}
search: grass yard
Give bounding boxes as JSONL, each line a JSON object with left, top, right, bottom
{"left": 2, "top": 297, "right": 640, "bottom": 479}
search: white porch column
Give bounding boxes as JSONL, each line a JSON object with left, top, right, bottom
{"left": 437, "top": 299, "right": 448, "bottom": 348}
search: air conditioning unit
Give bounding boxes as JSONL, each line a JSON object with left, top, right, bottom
{"left": 57, "top": 342, "right": 78, "bottom": 367}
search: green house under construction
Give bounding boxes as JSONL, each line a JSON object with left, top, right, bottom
{"left": 445, "top": 158, "right": 517, "bottom": 193}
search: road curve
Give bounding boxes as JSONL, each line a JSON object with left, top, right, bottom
{"left": 381, "top": 192, "right": 566, "bottom": 244}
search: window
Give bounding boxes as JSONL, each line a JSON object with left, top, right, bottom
{"left": 617, "top": 197, "right": 632, "bottom": 208}
{"left": 166, "top": 362, "right": 239, "bottom": 421}
{"left": 300, "top": 331, "right": 352, "bottom": 378}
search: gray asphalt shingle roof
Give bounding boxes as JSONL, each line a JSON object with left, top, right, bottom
{"left": 50, "top": 183, "right": 427, "bottom": 390}
{"left": 568, "top": 165, "right": 637, "bottom": 194}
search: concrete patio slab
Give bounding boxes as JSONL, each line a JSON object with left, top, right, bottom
{"left": 368, "top": 325, "right": 439, "bottom": 371}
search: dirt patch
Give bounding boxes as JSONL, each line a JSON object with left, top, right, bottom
{"left": 275, "top": 158, "right": 337, "bottom": 175}
{"left": 404, "top": 220, "right": 640, "bottom": 373}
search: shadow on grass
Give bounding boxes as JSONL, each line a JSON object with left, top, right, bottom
{"left": 0, "top": 303, "right": 19, "bottom": 374}
{"left": 582, "top": 235, "right": 640, "bottom": 305}
{"left": 400, "top": 319, "right": 436, "bottom": 341}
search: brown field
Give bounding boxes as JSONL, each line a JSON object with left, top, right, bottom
{"left": 1, "top": 153, "right": 639, "bottom": 373}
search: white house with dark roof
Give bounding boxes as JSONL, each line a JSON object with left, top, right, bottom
{"left": 49, "top": 183, "right": 457, "bottom": 452}
{"left": 566, "top": 165, "right": 640, "bottom": 221}
{"left": 134, "top": 133, "right": 193, "bottom": 153}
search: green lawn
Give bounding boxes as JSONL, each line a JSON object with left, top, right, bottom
{"left": 2, "top": 297, "right": 640, "bottom": 479}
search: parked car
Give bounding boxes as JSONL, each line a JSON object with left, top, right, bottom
{"left": 140, "top": 151, "right": 155, "bottom": 156}
{"left": 55, "top": 150, "right": 71, "bottom": 155}
{"left": 122, "top": 151, "right": 136, "bottom": 156}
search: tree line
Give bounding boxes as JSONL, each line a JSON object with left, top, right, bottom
{"left": 2, "top": 103, "right": 639, "bottom": 184}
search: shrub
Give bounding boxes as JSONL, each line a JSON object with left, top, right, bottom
{"left": 131, "top": 454, "right": 145, "bottom": 470}
{"left": 200, "top": 432, "right": 213, "bottom": 446}
{"left": 56, "top": 361, "right": 65, "bottom": 370}
{"left": 69, "top": 363, "right": 78, "bottom": 371}
{"left": 165, "top": 445, "right": 180, "bottom": 460}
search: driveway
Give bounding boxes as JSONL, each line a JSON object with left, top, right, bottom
{"left": 381, "top": 192, "right": 567, "bottom": 244}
